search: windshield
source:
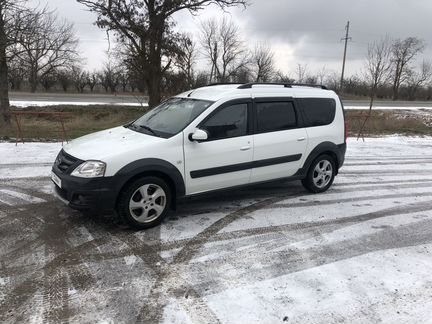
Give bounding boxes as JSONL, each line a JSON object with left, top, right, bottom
{"left": 127, "top": 98, "right": 214, "bottom": 138}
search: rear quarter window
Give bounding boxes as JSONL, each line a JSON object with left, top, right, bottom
{"left": 298, "top": 98, "right": 336, "bottom": 127}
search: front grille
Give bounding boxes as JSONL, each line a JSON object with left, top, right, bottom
{"left": 55, "top": 150, "right": 82, "bottom": 174}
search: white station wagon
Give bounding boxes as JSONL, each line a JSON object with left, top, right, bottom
{"left": 52, "top": 83, "right": 347, "bottom": 229}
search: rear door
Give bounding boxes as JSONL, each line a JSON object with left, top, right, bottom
{"left": 183, "top": 99, "right": 253, "bottom": 195}
{"left": 250, "top": 97, "right": 308, "bottom": 183}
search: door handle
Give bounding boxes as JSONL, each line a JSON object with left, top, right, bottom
{"left": 297, "top": 137, "right": 306, "bottom": 142}
{"left": 240, "top": 146, "right": 251, "bottom": 151}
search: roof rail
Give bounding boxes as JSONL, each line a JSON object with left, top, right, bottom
{"left": 206, "top": 82, "right": 241, "bottom": 87}
{"left": 237, "top": 82, "right": 328, "bottom": 90}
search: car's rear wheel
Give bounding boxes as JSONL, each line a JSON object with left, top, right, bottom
{"left": 301, "top": 154, "right": 336, "bottom": 193}
{"left": 117, "top": 176, "right": 171, "bottom": 229}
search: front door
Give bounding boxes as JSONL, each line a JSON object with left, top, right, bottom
{"left": 184, "top": 101, "right": 253, "bottom": 195}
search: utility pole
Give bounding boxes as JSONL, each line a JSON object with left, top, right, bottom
{"left": 340, "top": 21, "right": 351, "bottom": 92}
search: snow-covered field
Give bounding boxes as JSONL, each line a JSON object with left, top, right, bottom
{"left": 0, "top": 137, "right": 432, "bottom": 324}
{"left": 343, "top": 105, "right": 432, "bottom": 110}
{"left": 9, "top": 99, "right": 432, "bottom": 111}
{"left": 11, "top": 100, "right": 147, "bottom": 107}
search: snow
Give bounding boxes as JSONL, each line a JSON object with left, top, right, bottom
{"left": 11, "top": 100, "right": 147, "bottom": 107}
{"left": 1, "top": 135, "right": 432, "bottom": 324}
{"left": 0, "top": 142, "right": 62, "bottom": 164}
{"left": 0, "top": 142, "right": 62, "bottom": 179}
{"left": 344, "top": 105, "right": 432, "bottom": 110}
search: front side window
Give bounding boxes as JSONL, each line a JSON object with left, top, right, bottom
{"left": 128, "top": 98, "right": 213, "bottom": 138}
{"left": 256, "top": 101, "right": 297, "bottom": 133}
{"left": 201, "top": 103, "right": 248, "bottom": 140}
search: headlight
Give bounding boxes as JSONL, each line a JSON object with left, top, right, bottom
{"left": 71, "top": 161, "right": 106, "bottom": 178}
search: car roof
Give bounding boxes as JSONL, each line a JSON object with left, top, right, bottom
{"left": 176, "top": 84, "right": 337, "bottom": 102}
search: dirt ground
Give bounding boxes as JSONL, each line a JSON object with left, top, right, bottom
{"left": 0, "top": 137, "right": 432, "bottom": 324}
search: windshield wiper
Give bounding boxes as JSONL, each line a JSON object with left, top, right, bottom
{"left": 139, "top": 125, "right": 159, "bottom": 137}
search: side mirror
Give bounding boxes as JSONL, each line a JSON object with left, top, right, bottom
{"left": 189, "top": 129, "right": 208, "bottom": 142}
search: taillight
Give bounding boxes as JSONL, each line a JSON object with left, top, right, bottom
{"left": 344, "top": 120, "right": 348, "bottom": 143}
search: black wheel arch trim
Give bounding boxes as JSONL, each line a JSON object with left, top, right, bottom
{"left": 114, "top": 158, "right": 186, "bottom": 198}
{"left": 296, "top": 141, "right": 346, "bottom": 177}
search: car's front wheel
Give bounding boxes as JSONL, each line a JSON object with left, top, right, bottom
{"left": 301, "top": 154, "right": 336, "bottom": 193}
{"left": 117, "top": 176, "right": 171, "bottom": 229}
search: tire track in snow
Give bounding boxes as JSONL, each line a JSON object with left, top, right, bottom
{"left": 158, "top": 195, "right": 432, "bottom": 252}
{"left": 173, "top": 181, "right": 432, "bottom": 218}
{"left": 191, "top": 218, "right": 432, "bottom": 296}
{"left": 67, "top": 199, "right": 432, "bottom": 311}
{"left": 334, "top": 179, "right": 432, "bottom": 187}
{"left": 0, "top": 205, "right": 104, "bottom": 323}
{"left": 271, "top": 191, "right": 432, "bottom": 209}
{"left": 344, "top": 160, "right": 432, "bottom": 166}
{"left": 341, "top": 169, "right": 432, "bottom": 175}
{"left": 183, "top": 202, "right": 432, "bottom": 295}
{"left": 2, "top": 150, "right": 432, "bottom": 323}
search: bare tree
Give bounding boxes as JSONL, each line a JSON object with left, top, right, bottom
{"left": 86, "top": 71, "right": 98, "bottom": 92}
{"left": 390, "top": 37, "right": 425, "bottom": 100}
{"left": 295, "top": 63, "right": 308, "bottom": 83}
{"left": 8, "top": 56, "right": 25, "bottom": 90}
{"left": 231, "top": 66, "right": 253, "bottom": 83}
{"left": 175, "top": 35, "right": 197, "bottom": 89}
{"left": 274, "top": 70, "right": 294, "bottom": 83}
{"left": 77, "top": 0, "right": 248, "bottom": 108}
{"left": 252, "top": 43, "right": 274, "bottom": 82}
{"left": 316, "top": 66, "right": 327, "bottom": 85}
{"left": 71, "top": 66, "right": 88, "bottom": 93}
{"left": 201, "top": 19, "right": 218, "bottom": 83}
{"left": 194, "top": 70, "right": 209, "bottom": 88}
{"left": 0, "top": 0, "right": 31, "bottom": 123}
{"left": 201, "top": 18, "right": 249, "bottom": 83}
{"left": 358, "top": 37, "right": 392, "bottom": 139}
{"left": 99, "top": 54, "right": 121, "bottom": 93}
{"left": 11, "top": 8, "right": 79, "bottom": 92}
{"left": 326, "top": 71, "right": 340, "bottom": 90}
{"left": 406, "top": 60, "right": 432, "bottom": 101}
{"left": 118, "top": 71, "right": 129, "bottom": 93}
{"left": 304, "top": 75, "right": 318, "bottom": 85}
{"left": 40, "top": 69, "right": 57, "bottom": 91}
{"left": 57, "top": 69, "right": 72, "bottom": 92}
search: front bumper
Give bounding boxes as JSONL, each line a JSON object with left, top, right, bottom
{"left": 51, "top": 169, "right": 117, "bottom": 211}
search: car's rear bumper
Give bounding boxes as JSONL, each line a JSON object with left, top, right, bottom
{"left": 51, "top": 169, "right": 117, "bottom": 211}
{"left": 337, "top": 143, "right": 347, "bottom": 168}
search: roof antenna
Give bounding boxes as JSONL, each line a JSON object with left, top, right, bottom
{"left": 187, "top": 90, "right": 194, "bottom": 97}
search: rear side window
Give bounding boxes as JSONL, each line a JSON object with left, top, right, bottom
{"left": 299, "top": 98, "right": 336, "bottom": 127}
{"left": 256, "top": 101, "right": 297, "bottom": 133}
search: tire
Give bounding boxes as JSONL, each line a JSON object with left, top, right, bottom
{"left": 301, "top": 154, "right": 336, "bottom": 193}
{"left": 117, "top": 176, "right": 172, "bottom": 230}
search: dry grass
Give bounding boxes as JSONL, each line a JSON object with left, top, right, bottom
{"left": 0, "top": 106, "right": 430, "bottom": 142}
{"left": 0, "top": 105, "right": 148, "bottom": 141}
{"left": 346, "top": 110, "right": 431, "bottom": 136}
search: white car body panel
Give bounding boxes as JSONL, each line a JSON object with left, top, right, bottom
{"left": 60, "top": 84, "right": 345, "bottom": 198}
{"left": 183, "top": 134, "right": 253, "bottom": 195}
{"left": 250, "top": 128, "right": 308, "bottom": 182}
{"left": 63, "top": 126, "right": 184, "bottom": 178}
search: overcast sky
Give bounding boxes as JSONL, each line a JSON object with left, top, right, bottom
{"left": 30, "top": 0, "right": 432, "bottom": 79}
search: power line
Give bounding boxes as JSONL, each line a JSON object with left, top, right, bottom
{"left": 340, "top": 21, "right": 352, "bottom": 92}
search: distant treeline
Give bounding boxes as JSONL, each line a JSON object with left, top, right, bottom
{"left": 1, "top": 0, "right": 432, "bottom": 126}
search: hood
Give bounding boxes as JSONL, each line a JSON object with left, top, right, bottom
{"left": 63, "top": 126, "right": 164, "bottom": 161}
